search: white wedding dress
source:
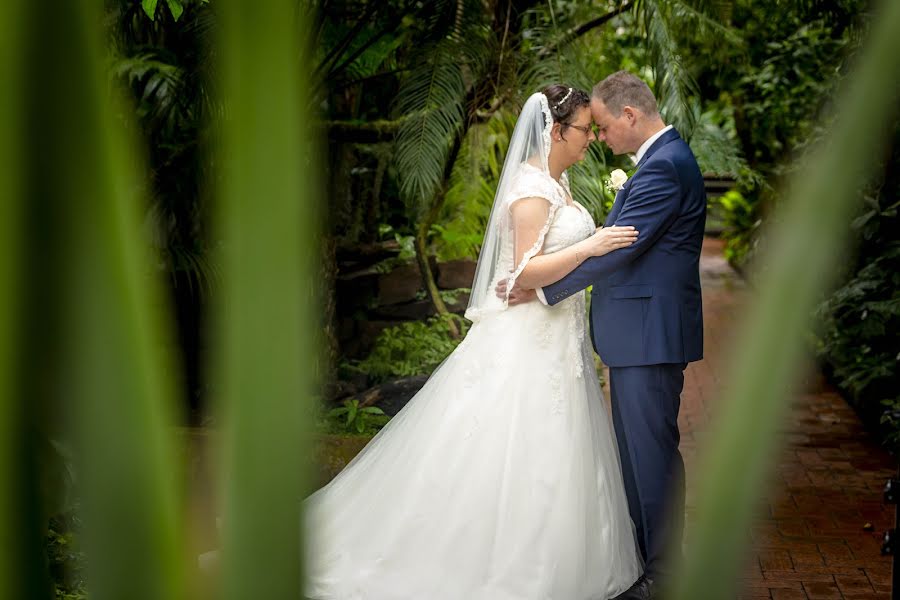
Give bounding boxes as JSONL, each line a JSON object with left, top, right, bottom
{"left": 304, "top": 159, "right": 643, "bottom": 599}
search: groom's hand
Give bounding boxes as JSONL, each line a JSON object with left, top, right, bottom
{"left": 495, "top": 278, "right": 537, "bottom": 306}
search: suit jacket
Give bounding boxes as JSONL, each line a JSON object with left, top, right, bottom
{"left": 542, "top": 128, "right": 706, "bottom": 367}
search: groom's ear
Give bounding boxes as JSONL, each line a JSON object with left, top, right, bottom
{"left": 622, "top": 106, "right": 637, "bottom": 124}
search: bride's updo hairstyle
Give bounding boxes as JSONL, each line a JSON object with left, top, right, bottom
{"left": 542, "top": 84, "right": 590, "bottom": 141}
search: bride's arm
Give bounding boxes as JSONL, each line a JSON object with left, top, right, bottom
{"left": 510, "top": 197, "right": 638, "bottom": 290}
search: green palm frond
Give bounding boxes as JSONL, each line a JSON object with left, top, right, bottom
{"left": 569, "top": 143, "right": 614, "bottom": 222}
{"left": 436, "top": 110, "right": 516, "bottom": 259}
{"left": 394, "top": 48, "right": 467, "bottom": 206}
{"left": 340, "top": 34, "right": 403, "bottom": 83}
{"left": 675, "top": 0, "right": 734, "bottom": 23}
{"left": 515, "top": 4, "right": 568, "bottom": 86}
{"left": 110, "top": 50, "right": 190, "bottom": 133}
{"left": 634, "top": 0, "right": 741, "bottom": 140}
{"left": 635, "top": 0, "right": 701, "bottom": 139}
{"left": 669, "top": 0, "right": 740, "bottom": 45}
{"left": 690, "top": 110, "right": 763, "bottom": 188}
{"left": 393, "top": 0, "right": 492, "bottom": 208}
{"left": 513, "top": 2, "right": 625, "bottom": 100}
{"left": 167, "top": 245, "right": 222, "bottom": 299}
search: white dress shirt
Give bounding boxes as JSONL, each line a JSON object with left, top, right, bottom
{"left": 632, "top": 124, "right": 673, "bottom": 165}
{"left": 534, "top": 124, "right": 673, "bottom": 305}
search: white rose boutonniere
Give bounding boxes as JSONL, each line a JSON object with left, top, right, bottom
{"left": 605, "top": 168, "right": 629, "bottom": 192}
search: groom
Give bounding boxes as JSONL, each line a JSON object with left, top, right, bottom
{"left": 502, "top": 71, "right": 705, "bottom": 599}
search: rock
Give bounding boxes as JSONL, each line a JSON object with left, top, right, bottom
{"left": 437, "top": 259, "right": 477, "bottom": 289}
{"left": 372, "top": 300, "right": 434, "bottom": 321}
{"left": 444, "top": 290, "right": 470, "bottom": 313}
{"left": 330, "top": 378, "right": 366, "bottom": 401}
{"left": 337, "top": 315, "right": 357, "bottom": 341}
{"left": 371, "top": 291, "right": 470, "bottom": 320}
{"left": 356, "top": 375, "right": 430, "bottom": 416}
{"left": 377, "top": 262, "right": 422, "bottom": 305}
{"left": 313, "top": 433, "right": 374, "bottom": 487}
{"left": 335, "top": 271, "right": 378, "bottom": 311}
{"left": 342, "top": 319, "right": 401, "bottom": 358}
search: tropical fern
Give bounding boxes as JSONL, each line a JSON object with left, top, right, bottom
{"left": 690, "top": 108, "right": 764, "bottom": 188}
{"left": 568, "top": 143, "right": 616, "bottom": 223}
{"left": 634, "top": 0, "right": 739, "bottom": 140}
{"left": 394, "top": 49, "right": 467, "bottom": 206}
{"left": 111, "top": 51, "right": 189, "bottom": 134}
{"left": 393, "top": 0, "right": 492, "bottom": 209}
{"left": 634, "top": 0, "right": 700, "bottom": 138}
{"left": 435, "top": 109, "right": 516, "bottom": 260}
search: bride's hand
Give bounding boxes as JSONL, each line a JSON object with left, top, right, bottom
{"left": 495, "top": 278, "right": 537, "bottom": 305}
{"left": 583, "top": 225, "right": 638, "bottom": 257}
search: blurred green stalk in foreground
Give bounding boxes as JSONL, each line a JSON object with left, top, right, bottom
{"left": 1, "top": 0, "right": 896, "bottom": 597}
{"left": 0, "top": 0, "right": 319, "bottom": 597}
{"left": 0, "top": 0, "right": 24, "bottom": 597}
{"left": 670, "top": 1, "right": 900, "bottom": 599}
{"left": 41, "top": 3, "right": 187, "bottom": 600}
{"left": 0, "top": 1, "right": 193, "bottom": 599}
{"left": 212, "top": 0, "right": 318, "bottom": 598}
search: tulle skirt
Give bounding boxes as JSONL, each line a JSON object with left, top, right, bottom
{"left": 304, "top": 297, "right": 642, "bottom": 599}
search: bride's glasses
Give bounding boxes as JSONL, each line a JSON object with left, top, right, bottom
{"left": 566, "top": 123, "right": 595, "bottom": 136}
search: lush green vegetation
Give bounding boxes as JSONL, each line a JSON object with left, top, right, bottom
{"left": 682, "top": 0, "right": 900, "bottom": 448}
{"left": 814, "top": 124, "right": 900, "bottom": 445}
{"left": 348, "top": 314, "right": 471, "bottom": 383}
{"left": 107, "top": 0, "right": 898, "bottom": 452}
{"left": 4, "top": 0, "right": 898, "bottom": 599}
{"left": 323, "top": 399, "right": 391, "bottom": 435}
{"left": 685, "top": 0, "right": 868, "bottom": 267}
{"left": 46, "top": 515, "right": 87, "bottom": 600}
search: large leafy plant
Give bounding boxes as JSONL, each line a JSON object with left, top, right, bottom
{"left": 349, "top": 315, "right": 470, "bottom": 383}
{"left": 325, "top": 399, "right": 390, "bottom": 435}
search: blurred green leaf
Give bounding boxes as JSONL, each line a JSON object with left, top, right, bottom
{"left": 142, "top": 0, "right": 159, "bottom": 20}
{"left": 39, "top": 2, "right": 188, "bottom": 598}
{"left": 672, "top": 1, "right": 900, "bottom": 597}
{"left": 165, "top": 0, "right": 184, "bottom": 21}
{"left": 213, "top": 0, "right": 319, "bottom": 598}
{"left": 0, "top": 0, "right": 24, "bottom": 596}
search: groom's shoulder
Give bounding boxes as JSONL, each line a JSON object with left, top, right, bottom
{"left": 655, "top": 136, "right": 701, "bottom": 174}
{"left": 641, "top": 138, "right": 703, "bottom": 192}
{"left": 655, "top": 134, "right": 691, "bottom": 159}
{"left": 643, "top": 139, "right": 696, "bottom": 174}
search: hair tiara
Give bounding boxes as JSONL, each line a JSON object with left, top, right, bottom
{"left": 553, "top": 87, "right": 573, "bottom": 110}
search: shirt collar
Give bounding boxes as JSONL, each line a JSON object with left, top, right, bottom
{"left": 631, "top": 124, "right": 674, "bottom": 165}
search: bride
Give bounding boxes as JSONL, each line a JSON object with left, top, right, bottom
{"left": 305, "top": 85, "right": 643, "bottom": 599}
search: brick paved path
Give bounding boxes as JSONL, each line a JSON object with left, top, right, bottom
{"left": 679, "top": 238, "right": 896, "bottom": 599}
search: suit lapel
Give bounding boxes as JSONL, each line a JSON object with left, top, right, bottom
{"left": 634, "top": 127, "right": 680, "bottom": 172}
{"left": 603, "top": 128, "right": 682, "bottom": 226}
{"left": 604, "top": 185, "right": 629, "bottom": 226}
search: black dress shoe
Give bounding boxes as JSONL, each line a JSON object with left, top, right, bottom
{"left": 611, "top": 575, "right": 656, "bottom": 600}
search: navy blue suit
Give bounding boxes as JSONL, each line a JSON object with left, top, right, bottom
{"left": 542, "top": 128, "right": 705, "bottom": 578}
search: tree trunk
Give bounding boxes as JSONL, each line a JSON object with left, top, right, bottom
{"left": 414, "top": 203, "right": 459, "bottom": 339}
{"left": 413, "top": 132, "right": 465, "bottom": 339}
{"left": 319, "top": 235, "right": 340, "bottom": 397}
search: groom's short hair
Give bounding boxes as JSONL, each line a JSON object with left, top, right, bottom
{"left": 592, "top": 71, "right": 659, "bottom": 117}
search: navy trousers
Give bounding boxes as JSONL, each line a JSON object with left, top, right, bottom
{"left": 609, "top": 363, "right": 686, "bottom": 580}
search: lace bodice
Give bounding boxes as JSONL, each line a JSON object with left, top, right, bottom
{"left": 500, "top": 163, "right": 596, "bottom": 272}
{"left": 542, "top": 203, "right": 596, "bottom": 253}
{"left": 465, "top": 163, "right": 597, "bottom": 324}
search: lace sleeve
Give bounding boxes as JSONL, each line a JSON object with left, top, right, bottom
{"left": 501, "top": 166, "right": 565, "bottom": 304}
{"left": 506, "top": 164, "right": 564, "bottom": 208}
{"left": 504, "top": 197, "right": 559, "bottom": 304}
{"left": 465, "top": 93, "right": 561, "bottom": 322}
